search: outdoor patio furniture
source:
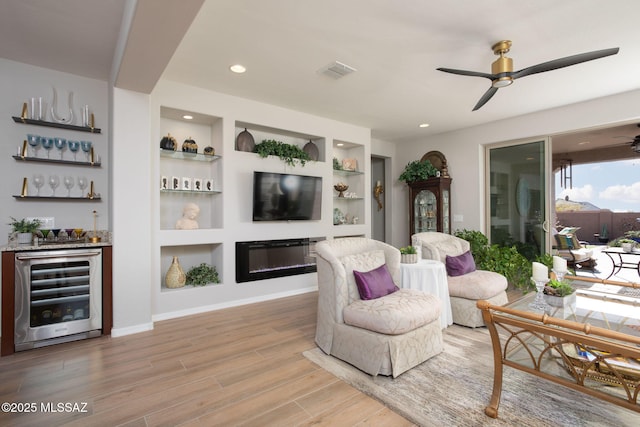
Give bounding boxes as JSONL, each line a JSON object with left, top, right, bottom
{"left": 554, "top": 227, "right": 598, "bottom": 270}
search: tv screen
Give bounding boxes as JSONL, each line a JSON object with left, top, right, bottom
{"left": 253, "top": 172, "right": 322, "bottom": 221}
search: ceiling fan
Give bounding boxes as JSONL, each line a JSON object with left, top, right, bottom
{"left": 613, "top": 134, "right": 640, "bottom": 153}
{"left": 437, "top": 40, "right": 619, "bottom": 111}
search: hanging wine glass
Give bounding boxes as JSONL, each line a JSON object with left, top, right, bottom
{"left": 63, "top": 175, "right": 74, "bottom": 197}
{"left": 78, "top": 176, "right": 88, "bottom": 197}
{"left": 54, "top": 137, "right": 66, "bottom": 160}
{"left": 80, "top": 141, "right": 92, "bottom": 162}
{"left": 26, "top": 134, "right": 40, "bottom": 157}
{"left": 68, "top": 140, "right": 80, "bottom": 161}
{"left": 33, "top": 174, "right": 44, "bottom": 196}
{"left": 48, "top": 175, "right": 60, "bottom": 196}
{"left": 41, "top": 137, "right": 54, "bottom": 158}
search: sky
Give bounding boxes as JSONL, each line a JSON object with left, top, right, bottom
{"left": 555, "top": 158, "right": 640, "bottom": 212}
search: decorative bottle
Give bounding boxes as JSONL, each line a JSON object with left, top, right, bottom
{"left": 165, "top": 256, "right": 186, "bottom": 288}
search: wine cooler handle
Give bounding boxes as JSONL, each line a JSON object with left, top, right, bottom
{"left": 16, "top": 251, "right": 101, "bottom": 261}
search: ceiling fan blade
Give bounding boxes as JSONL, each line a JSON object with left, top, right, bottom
{"left": 511, "top": 47, "right": 619, "bottom": 79}
{"left": 437, "top": 67, "right": 495, "bottom": 80}
{"left": 472, "top": 87, "right": 499, "bottom": 111}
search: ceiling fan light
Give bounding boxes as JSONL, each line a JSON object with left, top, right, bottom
{"left": 492, "top": 77, "right": 513, "bottom": 88}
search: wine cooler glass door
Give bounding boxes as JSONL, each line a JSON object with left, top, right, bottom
{"left": 14, "top": 249, "right": 102, "bottom": 351}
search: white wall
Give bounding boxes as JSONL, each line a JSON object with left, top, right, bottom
{"left": 148, "top": 80, "right": 372, "bottom": 321}
{"left": 110, "top": 87, "right": 153, "bottom": 336}
{"left": 0, "top": 59, "right": 110, "bottom": 237}
{"left": 390, "top": 89, "right": 640, "bottom": 248}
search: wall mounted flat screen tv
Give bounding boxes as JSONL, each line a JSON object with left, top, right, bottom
{"left": 253, "top": 171, "right": 322, "bottom": 221}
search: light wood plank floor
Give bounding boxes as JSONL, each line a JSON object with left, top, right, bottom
{"left": 0, "top": 291, "right": 414, "bottom": 427}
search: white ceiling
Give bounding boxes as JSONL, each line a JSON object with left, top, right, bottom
{"left": 2, "top": 0, "right": 640, "bottom": 151}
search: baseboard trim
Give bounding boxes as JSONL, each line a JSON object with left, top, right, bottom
{"left": 110, "top": 322, "right": 154, "bottom": 338}
{"left": 152, "top": 286, "right": 318, "bottom": 322}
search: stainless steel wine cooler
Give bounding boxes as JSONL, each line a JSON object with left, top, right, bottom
{"left": 14, "top": 248, "right": 103, "bottom": 351}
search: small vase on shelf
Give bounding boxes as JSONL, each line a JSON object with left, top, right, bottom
{"left": 165, "top": 256, "right": 186, "bottom": 288}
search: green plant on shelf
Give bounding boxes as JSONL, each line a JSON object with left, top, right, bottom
{"left": 398, "top": 160, "right": 438, "bottom": 183}
{"left": 8, "top": 216, "right": 42, "bottom": 233}
{"left": 333, "top": 157, "right": 343, "bottom": 170}
{"left": 185, "top": 263, "right": 220, "bottom": 287}
{"left": 254, "top": 139, "right": 311, "bottom": 166}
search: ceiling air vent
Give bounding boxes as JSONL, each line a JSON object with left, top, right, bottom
{"left": 318, "top": 61, "right": 357, "bottom": 79}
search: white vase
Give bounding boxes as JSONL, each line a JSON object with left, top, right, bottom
{"left": 17, "top": 232, "right": 32, "bottom": 244}
{"left": 622, "top": 243, "right": 634, "bottom": 253}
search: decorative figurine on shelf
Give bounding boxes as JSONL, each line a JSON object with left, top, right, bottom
{"left": 182, "top": 137, "right": 198, "bottom": 153}
{"left": 160, "top": 133, "right": 177, "bottom": 151}
{"left": 175, "top": 203, "right": 200, "bottom": 230}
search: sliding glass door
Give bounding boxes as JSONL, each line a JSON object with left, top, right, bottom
{"left": 486, "top": 138, "right": 551, "bottom": 258}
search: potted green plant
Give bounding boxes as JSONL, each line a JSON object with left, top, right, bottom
{"left": 399, "top": 245, "right": 418, "bottom": 263}
{"left": 185, "top": 263, "right": 220, "bottom": 286}
{"left": 543, "top": 278, "right": 576, "bottom": 308}
{"left": 398, "top": 160, "right": 438, "bottom": 183}
{"left": 254, "top": 139, "right": 311, "bottom": 166}
{"left": 618, "top": 238, "right": 636, "bottom": 253}
{"left": 8, "top": 216, "right": 42, "bottom": 244}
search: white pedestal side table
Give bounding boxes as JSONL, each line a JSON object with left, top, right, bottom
{"left": 400, "top": 259, "right": 453, "bottom": 328}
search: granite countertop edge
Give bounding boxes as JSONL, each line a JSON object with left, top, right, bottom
{"left": 1, "top": 241, "right": 112, "bottom": 252}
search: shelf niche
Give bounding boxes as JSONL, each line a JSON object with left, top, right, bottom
{"left": 160, "top": 243, "right": 223, "bottom": 292}
{"left": 159, "top": 107, "right": 223, "bottom": 231}
{"left": 234, "top": 121, "right": 326, "bottom": 163}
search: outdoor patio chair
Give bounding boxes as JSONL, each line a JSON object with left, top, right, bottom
{"left": 553, "top": 227, "right": 597, "bottom": 270}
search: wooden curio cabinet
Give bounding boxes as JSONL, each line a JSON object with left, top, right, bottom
{"left": 408, "top": 177, "right": 452, "bottom": 239}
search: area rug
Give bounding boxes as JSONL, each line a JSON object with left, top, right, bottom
{"left": 303, "top": 326, "right": 639, "bottom": 426}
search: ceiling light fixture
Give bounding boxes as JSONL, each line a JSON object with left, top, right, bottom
{"left": 336, "top": 143, "right": 344, "bottom": 147}
{"left": 419, "top": 123, "right": 430, "bottom": 128}
{"left": 182, "top": 115, "right": 193, "bottom": 120}
{"left": 230, "top": 64, "right": 246, "bottom": 74}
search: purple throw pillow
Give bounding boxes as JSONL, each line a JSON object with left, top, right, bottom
{"left": 353, "top": 263, "right": 398, "bottom": 300}
{"left": 445, "top": 250, "right": 476, "bottom": 277}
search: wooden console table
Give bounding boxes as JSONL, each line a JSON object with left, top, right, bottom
{"left": 478, "top": 275, "right": 640, "bottom": 419}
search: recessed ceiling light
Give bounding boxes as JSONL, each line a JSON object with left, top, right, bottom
{"left": 578, "top": 141, "right": 591, "bottom": 145}
{"left": 230, "top": 64, "right": 246, "bottom": 73}
{"left": 336, "top": 143, "right": 344, "bottom": 147}
{"left": 182, "top": 115, "right": 193, "bottom": 120}
{"left": 419, "top": 123, "right": 430, "bottom": 128}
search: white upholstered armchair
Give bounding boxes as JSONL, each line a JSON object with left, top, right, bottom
{"left": 412, "top": 232, "right": 508, "bottom": 328}
{"left": 315, "top": 237, "right": 443, "bottom": 377}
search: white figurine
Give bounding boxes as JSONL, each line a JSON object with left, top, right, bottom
{"left": 175, "top": 203, "right": 200, "bottom": 230}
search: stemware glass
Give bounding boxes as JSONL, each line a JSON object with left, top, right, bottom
{"left": 33, "top": 174, "right": 44, "bottom": 196}
{"left": 80, "top": 141, "right": 92, "bottom": 162}
{"left": 78, "top": 176, "right": 88, "bottom": 197}
{"left": 48, "top": 175, "right": 60, "bottom": 197}
{"left": 40, "top": 229, "right": 50, "bottom": 242}
{"left": 26, "top": 134, "right": 40, "bottom": 157}
{"left": 54, "top": 137, "right": 66, "bottom": 160}
{"left": 64, "top": 228, "right": 75, "bottom": 241}
{"left": 41, "top": 137, "right": 54, "bottom": 158}
{"left": 73, "top": 228, "right": 84, "bottom": 240}
{"left": 50, "top": 229, "right": 61, "bottom": 241}
{"left": 63, "top": 175, "right": 74, "bottom": 197}
{"left": 68, "top": 140, "right": 80, "bottom": 161}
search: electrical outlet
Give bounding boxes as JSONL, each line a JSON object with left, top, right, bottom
{"left": 27, "top": 216, "right": 54, "bottom": 228}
